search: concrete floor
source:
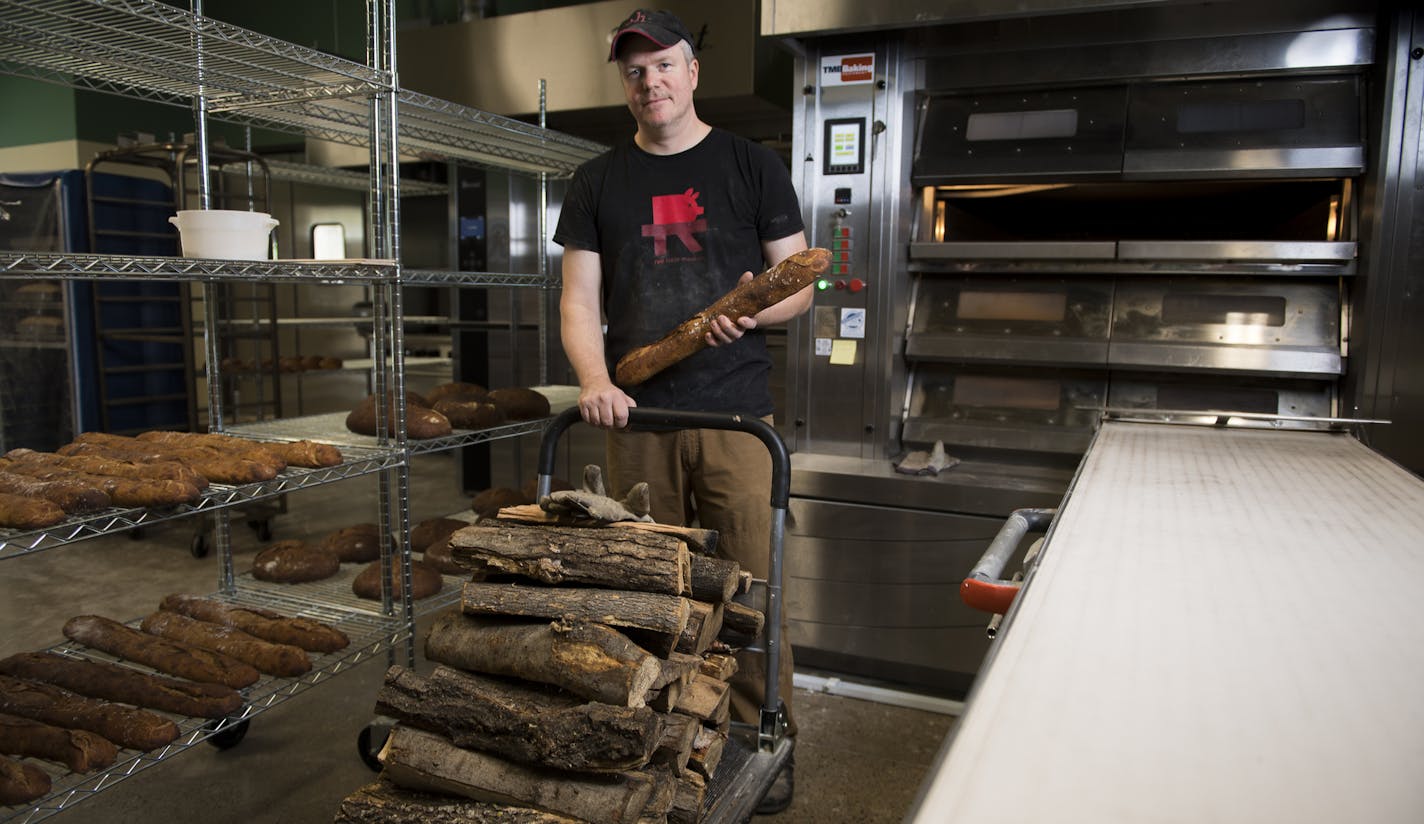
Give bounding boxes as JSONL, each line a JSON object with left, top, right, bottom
{"left": 1, "top": 452, "right": 958, "bottom": 823}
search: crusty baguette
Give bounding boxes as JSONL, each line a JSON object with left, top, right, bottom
{"left": 0, "top": 711, "right": 118, "bottom": 772}
{"left": 157, "top": 595, "right": 349, "bottom": 654}
{"left": 615, "top": 247, "right": 830, "bottom": 387}
{"left": 0, "top": 470, "right": 110, "bottom": 514}
{"left": 58, "top": 434, "right": 277, "bottom": 485}
{"left": 0, "top": 674, "right": 179, "bottom": 751}
{"left": 62, "top": 615, "right": 259, "bottom": 689}
{"left": 0, "top": 652, "right": 242, "bottom": 719}
{"left": 0, "top": 492, "right": 65, "bottom": 530}
{"left": 0, "top": 753, "right": 50, "bottom": 805}
{"left": 134, "top": 431, "right": 286, "bottom": 473}
{"left": 140, "top": 611, "right": 311, "bottom": 677}
{"left": 3, "top": 448, "right": 209, "bottom": 490}
{"left": 0, "top": 461, "right": 201, "bottom": 508}
{"left": 260, "top": 439, "right": 343, "bottom": 468}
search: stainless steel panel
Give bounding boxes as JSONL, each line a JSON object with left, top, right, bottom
{"left": 905, "top": 367, "right": 1106, "bottom": 454}
{"left": 1107, "top": 376, "right": 1335, "bottom": 426}
{"left": 1123, "top": 147, "right": 1366, "bottom": 179}
{"left": 1116, "top": 241, "right": 1356, "bottom": 262}
{"left": 763, "top": 0, "right": 1208, "bottom": 37}
{"left": 791, "top": 453, "right": 1072, "bottom": 517}
{"left": 910, "top": 241, "right": 1117, "bottom": 260}
{"left": 906, "top": 278, "right": 1112, "bottom": 366}
{"left": 784, "top": 497, "right": 1015, "bottom": 691}
{"left": 1109, "top": 279, "right": 1342, "bottom": 377}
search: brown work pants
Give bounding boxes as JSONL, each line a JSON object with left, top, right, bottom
{"left": 606, "top": 422, "right": 796, "bottom": 736}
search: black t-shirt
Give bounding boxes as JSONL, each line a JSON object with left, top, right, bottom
{"left": 554, "top": 128, "right": 804, "bottom": 416}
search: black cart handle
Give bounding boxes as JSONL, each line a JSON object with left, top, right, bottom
{"left": 538, "top": 406, "right": 792, "bottom": 509}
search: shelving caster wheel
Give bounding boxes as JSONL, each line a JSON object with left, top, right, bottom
{"left": 358, "top": 719, "right": 393, "bottom": 772}
{"left": 205, "top": 718, "right": 250, "bottom": 750}
{"left": 190, "top": 532, "right": 209, "bottom": 558}
{"left": 247, "top": 519, "right": 273, "bottom": 542}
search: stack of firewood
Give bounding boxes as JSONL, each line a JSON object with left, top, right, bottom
{"left": 333, "top": 507, "right": 764, "bottom": 824}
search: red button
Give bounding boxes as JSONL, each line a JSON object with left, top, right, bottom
{"left": 834, "top": 280, "right": 846, "bottom": 290}
{"left": 848, "top": 278, "right": 865, "bottom": 293}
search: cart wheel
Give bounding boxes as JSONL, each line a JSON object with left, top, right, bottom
{"left": 205, "top": 719, "right": 250, "bottom": 750}
{"left": 248, "top": 519, "right": 273, "bottom": 542}
{"left": 190, "top": 533, "right": 209, "bottom": 558}
{"left": 357, "top": 721, "right": 391, "bottom": 772}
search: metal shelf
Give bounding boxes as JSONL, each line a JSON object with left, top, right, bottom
{"left": 0, "top": 444, "right": 399, "bottom": 561}
{"left": 233, "top": 564, "right": 466, "bottom": 620}
{"left": 0, "top": 0, "right": 606, "bottom": 177}
{"left": 0, "top": 252, "right": 397, "bottom": 283}
{"left": 262, "top": 159, "right": 447, "bottom": 197}
{"left": 401, "top": 268, "right": 552, "bottom": 287}
{"left": 1, "top": 595, "right": 406, "bottom": 824}
{"left": 228, "top": 409, "right": 556, "bottom": 457}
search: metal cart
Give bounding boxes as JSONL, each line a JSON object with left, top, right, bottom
{"left": 537, "top": 406, "right": 795, "bottom": 822}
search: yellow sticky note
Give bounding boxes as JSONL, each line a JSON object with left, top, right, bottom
{"left": 829, "top": 339, "right": 857, "bottom": 365}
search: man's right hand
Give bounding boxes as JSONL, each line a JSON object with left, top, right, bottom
{"left": 578, "top": 379, "right": 637, "bottom": 430}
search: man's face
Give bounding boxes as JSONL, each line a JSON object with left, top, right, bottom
{"left": 616, "top": 39, "right": 699, "bottom": 133}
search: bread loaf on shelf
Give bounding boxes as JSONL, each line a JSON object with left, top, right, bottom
{"left": 251, "top": 540, "right": 340, "bottom": 584}
{"left": 62, "top": 615, "right": 260, "bottom": 689}
{"left": 135, "top": 430, "right": 286, "bottom": 473}
{"left": 344, "top": 394, "right": 452, "bottom": 440}
{"left": 432, "top": 398, "right": 505, "bottom": 430}
{"left": 157, "top": 595, "right": 349, "bottom": 654}
{"left": 0, "top": 491, "right": 66, "bottom": 530}
{"left": 352, "top": 559, "right": 444, "bottom": 601}
{"left": 487, "top": 387, "right": 551, "bottom": 421}
{"left": 58, "top": 435, "right": 277, "bottom": 485}
{"left": 424, "top": 381, "right": 488, "bottom": 406}
{"left": 0, "top": 651, "right": 242, "bottom": 719}
{"left": 0, "top": 753, "right": 51, "bottom": 806}
{"left": 0, "top": 470, "right": 111, "bottom": 514}
{"left": 0, "top": 674, "right": 179, "bottom": 751}
{"left": 318, "top": 523, "right": 388, "bottom": 563}
{"left": 140, "top": 611, "right": 311, "bottom": 678}
{"left": 2, "top": 448, "right": 209, "bottom": 491}
{"left": 0, "top": 711, "right": 118, "bottom": 773}
{"left": 261, "top": 440, "right": 343, "bottom": 468}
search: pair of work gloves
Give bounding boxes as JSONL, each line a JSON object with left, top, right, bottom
{"left": 540, "top": 464, "right": 654, "bottom": 525}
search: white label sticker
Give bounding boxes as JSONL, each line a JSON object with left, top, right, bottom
{"left": 840, "top": 308, "right": 866, "bottom": 339}
{"left": 820, "top": 53, "right": 875, "bottom": 86}
{"left": 814, "top": 337, "right": 833, "bottom": 356}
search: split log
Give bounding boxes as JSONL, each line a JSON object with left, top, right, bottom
{"left": 736, "top": 570, "right": 752, "bottom": 595}
{"left": 636, "top": 765, "right": 679, "bottom": 819}
{"left": 669, "top": 770, "right": 707, "bottom": 824}
{"left": 461, "top": 582, "right": 690, "bottom": 657}
{"left": 672, "top": 675, "right": 730, "bottom": 727}
{"left": 688, "top": 727, "right": 727, "bottom": 780}
{"left": 425, "top": 613, "right": 659, "bottom": 708}
{"left": 494, "top": 505, "right": 719, "bottom": 554}
{"left": 376, "top": 664, "right": 662, "bottom": 773}
{"left": 381, "top": 725, "right": 655, "bottom": 824}
{"left": 675, "top": 602, "right": 723, "bottom": 656}
{"left": 688, "top": 556, "right": 740, "bottom": 603}
{"left": 650, "top": 714, "right": 698, "bottom": 771}
{"left": 654, "top": 652, "right": 702, "bottom": 692}
{"left": 720, "top": 601, "right": 764, "bottom": 640}
{"left": 698, "top": 653, "right": 739, "bottom": 682}
{"left": 646, "top": 681, "right": 681, "bottom": 714}
{"left": 335, "top": 779, "right": 580, "bottom": 823}
{"left": 451, "top": 523, "right": 688, "bottom": 596}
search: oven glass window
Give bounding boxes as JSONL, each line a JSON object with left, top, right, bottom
{"left": 1177, "top": 99, "right": 1305, "bottom": 134}
{"left": 966, "top": 109, "right": 1079, "bottom": 141}
{"left": 1161, "top": 294, "right": 1287, "bottom": 327}
{"left": 956, "top": 291, "right": 1068, "bottom": 322}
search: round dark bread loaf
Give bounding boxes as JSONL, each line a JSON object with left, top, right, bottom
{"left": 471, "top": 487, "right": 531, "bottom": 519}
{"left": 425, "top": 381, "right": 488, "bottom": 405}
{"left": 351, "top": 559, "right": 444, "bottom": 601}
{"left": 252, "top": 540, "right": 340, "bottom": 583}
{"left": 411, "top": 517, "right": 469, "bottom": 552}
{"left": 344, "top": 394, "right": 452, "bottom": 439}
{"left": 432, "top": 398, "right": 505, "bottom": 430}
{"left": 486, "top": 387, "right": 551, "bottom": 421}
{"left": 317, "top": 523, "right": 389, "bottom": 563}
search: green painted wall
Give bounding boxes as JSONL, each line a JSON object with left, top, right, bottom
{"left": 0, "top": 76, "right": 77, "bottom": 147}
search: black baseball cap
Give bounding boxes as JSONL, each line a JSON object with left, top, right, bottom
{"left": 608, "top": 9, "right": 695, "bottom": 62}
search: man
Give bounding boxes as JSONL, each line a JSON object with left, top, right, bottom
{"left": 553, "top": 8, "right": 810, "bottom": 814}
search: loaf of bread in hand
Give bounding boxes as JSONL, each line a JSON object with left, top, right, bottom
{"left": 0, "top": 674, "right": 179, "bottom": 751}
{"left": 158, "top": 595, "right": 349, "bottom": 654}
{"left": 0, "top": 651, "right": 242, "bottom": 719}
{"left": 0, "top": 711, "right": 117, "bottom": 773}
{"left": 0, "top": 753, "right": 50, "bottom": 805}
{"left": 141, "top": 611, "right": 311, "bottom": 677}
{"left": 62, "top": 615, "right": 260, "bottom": 689}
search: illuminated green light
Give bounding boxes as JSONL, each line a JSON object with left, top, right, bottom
{"left": 816, "top": 278, "right": 831, "bottom": 291}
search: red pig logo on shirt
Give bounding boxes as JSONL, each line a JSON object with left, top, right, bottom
{"left": 642, "top": 188, "right": 707, "bottom": 258}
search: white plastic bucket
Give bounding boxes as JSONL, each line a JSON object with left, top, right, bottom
{"left": 169, "top": 209, "right": 279, "bottom": 260}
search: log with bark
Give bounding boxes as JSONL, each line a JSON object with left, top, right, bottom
{"left": 646, "top": 680, "right": 681, "bottom": 714}
{"left": 720, "top": 601, "right": 765, "bottom": 641}
{"left": 672, "top": 675, "right": 730, "bottom": 728}
{"left": 675, "top": 602, "right": 723, "bottom": 656}
{"left": 492, "top": 505, "right": 719, "bottom": 555}
{"left": 697, "top": 653, "right": 739, "bottom": 682}
{"left": 688, "top": 556, "right": 740, "bottom": 603}
{"left": 614, "top": 248, "right": 831, "bottom": 387}
{"left": 335, "top": 778, "right": 581, "bottom": 824}
{"left": 653, "top": 652, "right": 702, "bottom": 692}
{"left": 450, "top": 523, "right": 688, "bottom": 596}
{"left": 669, "top": 770, "right": 707, "bottom": 824}
{"left": 650, "top": 713, "right": 699, "bottom": 771}
{"left": 375, "top": 665, "right": 662, "bottom": 773}
{"left": 687, "top": 727, "right": 728, "bottom": 780}
{"left": 380, "top": 725, "right": 655, "bottom": 824}
{"left": 424, "top": 613, "right": 660, "bottom": 708}
{"left": 461, "top": 582, "right": 690, "bottom": 657}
